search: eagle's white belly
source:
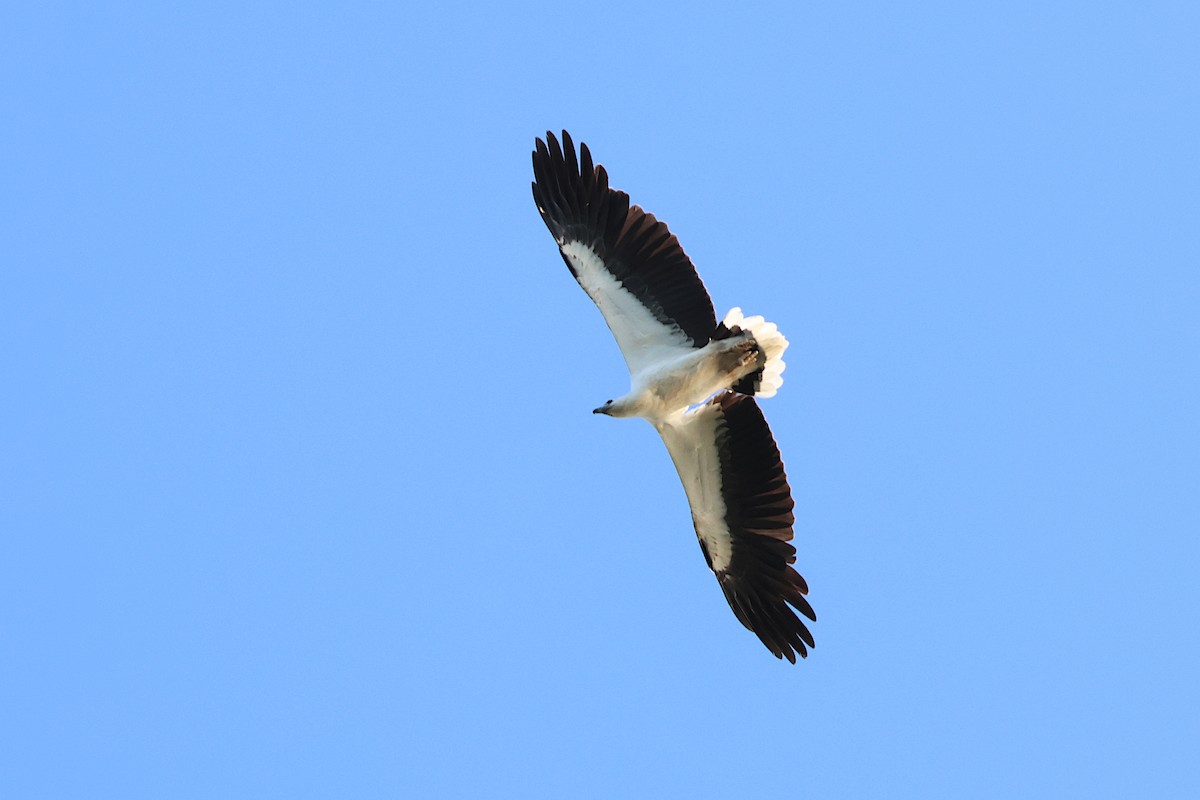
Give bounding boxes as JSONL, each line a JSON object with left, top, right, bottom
{"left": 619, "top": 335, "right": 761, "bottom": 423}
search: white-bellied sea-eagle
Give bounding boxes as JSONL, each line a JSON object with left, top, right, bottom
{"left": 531, "top": 131, "right": 815, "bottom": 662}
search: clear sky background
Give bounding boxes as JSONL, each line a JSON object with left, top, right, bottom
{"left": 3, "top": 2, "right": 1198, "bottom": 797}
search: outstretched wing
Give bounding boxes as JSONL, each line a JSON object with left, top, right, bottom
{"left": 658, "top": 392, "right": 815, "bottom": 662}
{"left": 532, "top": 130, "right": 717, "bottom": 376}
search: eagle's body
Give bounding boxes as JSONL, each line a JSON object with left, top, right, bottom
{"left": 532, "top": 131, "right": 815, "bottom": 662}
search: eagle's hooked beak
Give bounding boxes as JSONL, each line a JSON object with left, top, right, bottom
{"left": 593, "top": 401, "right": 614, "bottom": 415}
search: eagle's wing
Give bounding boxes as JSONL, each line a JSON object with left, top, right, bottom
{"left": 658, "top": 391, "right": 815, "bottom": 662}
{"left": 532, "top": 130, "right": 717, "bottom": 376}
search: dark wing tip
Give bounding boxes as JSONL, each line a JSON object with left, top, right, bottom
{"left": 719, "top": 568, "right": 815, "bottom": 662}
{"left": 531, "top": 129, "right": 600, "bottom": 245}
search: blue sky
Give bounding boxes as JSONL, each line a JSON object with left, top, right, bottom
{"left": 3, "top": 2, "right": 1198, "bottom": 797}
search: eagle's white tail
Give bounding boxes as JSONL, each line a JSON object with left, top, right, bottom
{"left": 722, "top": 307, "right": 789, "bottom": 398}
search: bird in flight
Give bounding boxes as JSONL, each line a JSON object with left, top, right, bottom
{"left": 531, "top": 131, "right": 815, "bottom": 662}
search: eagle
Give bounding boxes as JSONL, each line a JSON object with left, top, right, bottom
{"left": 532, "top": 131, "right": 815, "bottom": 662}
